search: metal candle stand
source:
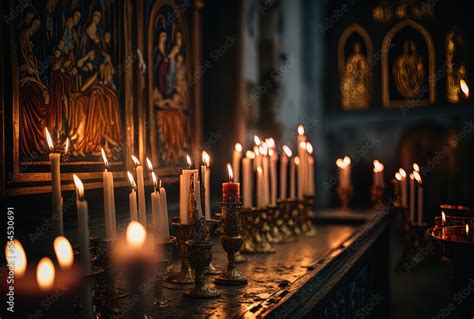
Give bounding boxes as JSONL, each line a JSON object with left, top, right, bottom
{"left": 276, "top": 199, "right": 296, "bottom": 243}
{"left": 300, "top": 195, "right": 317, "bottom": 237}
{"left": 215, "top": 201, "right": 248, "bottom": 285}
{"left": 240, "top": 207, "right": 275, "bottom": 254}
{"left": 336, "top": 186, "right": 352, "bottom": 210}
{"left": 168, "top": 219, "right": 194, "bottom": 285}
{"left": 153, "top": 236, "right": 176, "bottom": 309}
{"left": 267, "top": 205, "right": 285, "bottom": 243}
{"left": 205, "top": 219, "right": 223, "bottom": 275}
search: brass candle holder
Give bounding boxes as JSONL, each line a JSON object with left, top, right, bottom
{"left": 336, "top": 186, "right": 352, "bottom": 209}
{"left": 370, "top": 185, "right": 385, "bottom": 208}
{"left": 168, "top": 220, "right": 194, "bottom": 284}
{"left": 240, "top": 207, "right": 275, "bottom": 254}
{"left": 215, "top": 201, "right": 248, "bottom": 285}
{"left": 301, "top": 195, "right": 317, "bottom": 237}
{"left": 276, "top": 199, "right": 296, "bottom": 243}
{"left": 153, "top": 236, "right": 176, "bottom": 309}
{"left": 267, "top": 205, "right": 285, "bottom": 243}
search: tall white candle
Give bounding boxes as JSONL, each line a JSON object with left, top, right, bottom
{"left": 242, "top": 151, "right": 254, "bottom": 208}
{"left": 45, "top": 128, "right": 63, "bottom": 235}
{"left": 336, "top": 156, "right": 351, "bottom": 189}
{"left": 232, "top": 143, "right": 242, "bottom": 183}
{"left": 150, "top": 172, "right": 161, "bottom": 240}
{"left": 261, "top": 144, "right": 270, "bottom": 207}
{"left": 414, "top": 171, "right": 423, "bottom": 224}
{"left": 290, "top": 157, "right": 298, "bottom": 199}
{"left": 253, "top": 136, "right": 261, "bottom": 171}
{"left": 127, "top": 171, "right": 139, "bottom": 222}
{"left": 409, "top": 173, "right": 415, "bottom": 224}
{"left": 280, "top": 146, "right": 292, "bottom": 199}
{"left": 180, "top": 155, "right": 198, "bottom": 224}
{"left": 297, "top": 125, "right": 307, "bottom": 196}
{"left": 132, "top": 155, "right": 147, "bottom": 228}
{"left": 306, "top": 143, "right": 315, "bottom": 195}
{"left": 257, "top": 167, "right": 264, "bottom": 208}
{"left": 373, "top": 160, "right": 384, "bottom": 187}
{"left": 101, "top": 148, "right": 116, "bottom": 240}
{"left": 159, "top": 184, "right": 170, "bottom": 239}
{"left": 399, "top": 168, "right": 408, "bottom": 207}
{"left": 202, "top": 151, "right": 211, "bottom": 220}
{"left": 269, "top": 149, "right": 277, "bottom": 206}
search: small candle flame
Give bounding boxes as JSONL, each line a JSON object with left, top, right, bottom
{"left": 268, "top": 149, "right": 274, "bottom": 157}
{"left": 306, "top": 142, "right": 313, "bottom": 154}
{"left": 5, "top": 239, "right": 27, "bottom": 277}
{"left": 266, "top": 138, "right": 275, "bottom": 149}
{"left": 235, "top": 143, "right": 243, "bottom": 152}
{"left": 253, "top": 146, "right": 260, "bottom": 156}
{"left": 299, "top": 141, "right": 306, "bottom": 150}
{"left": 101, "top": 148, "right": 109, "bottom": 168}
{"left": 373, "top": 160, "right": 384, "bottom": 173}
{"left": 45, "top": 128, "right": 54, "bottom": 152}
{"left": 73, "top": 174, "right": 84, "bottom": 200}
{"left": 460, "top": 79, "right": 469, "bottom": 98}
{"left": 336, "top": 156, "right": 351, "bottom": 169}
{"left": 413, "top": 163, "right": 420, "bottom": 172}
{"left": 257, "top": 166, "right": 263, "bottom": 174}
{"left": 53, "top": 236, "right": 74, "bottom": 269}
{"left": 131, "top": 155, "right": 141, "bottom": 166}
{"left": 441, "top": 211, "right": 446, "bottom": 226}
{"left": 146, "top": 157, "right": 153, "bottom": 172}
{"left": 65, "top": 138, "right": 70, "bottom": 154}
{"left": 126, "top": 221, "right": 146, "bottom": 248}
{"left": 294, "top": 157, "right": 300, "bottom": 165}
{"left": 186, "top": 154, "right": 192, "bottom": 168}
{"left": 202, "top": 151, "right": 210, "bottom": 167}
{"left": 298, "top": 125, "right": 305, "bottom": 136}
{"left": 152, "top": 171, "right": 158, "bottom": 192}
{"left": 343, "top": 156, "right": 351, "bottom": 166}
{"left": 127, "top": 171, "right": 136, "bottom": 189}
{"left": 413, "top": 171, "right": 422, "bottom": 184}
{"left": 282, "top": 145, "right": 292, "bottom": 157}
{"left": 254, "top": 135, "right": 261, "bottom": 146}
{"left": 395, "top": 172, "right": 402, "bottom": 181}
{"left": 260, "top": 143, "right": 268, "bottom": 156}
{"left": 36, "top": 257, "right": 55, "bottom": 291}
{"left": 227, "top": 163, "right": 233, "bottom": 182}
{"left": 399, "top": 168, "right": 407, "bottom": 178}
{"left": 246, "top": 150, "right": 255, "bottom": 159}
{"left": 466, "top": 224, "right": 470, "bottom": 236}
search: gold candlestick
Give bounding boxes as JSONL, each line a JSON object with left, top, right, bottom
{"left": 301, "top": 195, "right": 317, "bottom": 237}
{"left": 168, "top": 221, "right": 194, "bottom": 284}
{"left": 153, "top": 236, "right": 176, "bottom": 309}
{"left": 336, "top": 186, "right": 352, "bottom": 209}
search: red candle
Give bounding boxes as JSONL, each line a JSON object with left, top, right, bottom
{"left": 222, "top": 164, "right": 240, "bottom": 203}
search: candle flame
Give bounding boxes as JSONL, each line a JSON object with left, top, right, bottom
{"left": 146, "top": 157, "right": 154, "bottom": 172}
{"left": 336, "top": 156, "right": 351, "bottom": 169}
{"left": 395, "top": 172, "right": 402, "bottom": 181}
{"left": 294, "top": 157, "right": 300, "bottom": 165}
{"left": 53, "top": 236, "right": 74, "bottom": 269}
{"left": 202, "top": 151, "right": 210, "bottom": 167}
{"left": 466, "top": 224, "right": 470, "bottom": 236}
{"left": 65, "top": 138, "right": 70, "bottom": 154}
{"left": 268, "top": 149, "right": 274, "bottom": 157}
{"left": 186, "top": 154, "right": 192, "bottom": 168}
{"left": 343, "top": 156, "right": 351, "bottom": 166}
{"left": 298, "top": 125, "right": 305, "bottom": 135}
{"left": 266, "top": 138, "right": 275, "bottom": 149}
{"left": 442, "top": 211, "right": 446, "bottom": 226}
{"left": 5, "top": 239, "right": 27, "bottom": 277}
{"left": 373, "top": 160, "right": 384, "bottom": 173}
{"left": 282, "top": 145, "right": 292, "bottom": 157}
{"left": 73, "top": 174, "right": 84, "bottom": 200}
{"left": 254, "top": 135, "right": 261, "bottom": 146}
{"left": 152, "top": 171, "right": 158, "bottom": 191}
{"left": 410, "top": 173, "right": 414, "bottom": 180}
{"left": 227, "top": 163, "right": 233, "bottom": 182}
{"left": 257, "top": 166, "right": 263, "bottom": 174}
{"left": 246, "top": 150, "right": 255, "bottom": 159}
{"left": 260, "top": 143, "right": 268, "bottom": 156}
{"left": 126, "top": 221, "right": 146, "bottom": 248}
{"left": 399, "top": 168, "right": 407, "bottom": 178}
{"left": 253, "top": 146, "right": 260, "bottom": 156}
{"left": 413, "top": 163, "right": 420, "bottom": 172}
{"left": 413, "top": 171, "right": 422, "bottom": 184}
{"left": 127, "top": 171, "right": 136, "bottom": 189}
{"left": 306, "top": 142, "right": 313, "bottom": 154}
{"left": 36, "top": 257, "right": 55, "bottom": 291}
{"left": 299, "top": 141, "right": 306, "bottom": 150}
{"left": 45, "top": 128, "right": 54, "bottom": 152}
{"left": 101, "top": 148, "right": 109, "bottom": 167}
{"left": 460, "top": 79, "right": 469, "bottom": 98}
{"left": 234, "top": 143, "right": 243, "bottom": 152}
{"left": 131, "top": 155, "right": 140, "bottom": 166}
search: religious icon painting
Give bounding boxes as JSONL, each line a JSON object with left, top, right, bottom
{"left": 338, "top": 24, "right": 373, "bottom": 110}
{"left": 382, "top": 19, "right": 436, "bottom": 108}
{"left": 6, "top": 0, "right": 134, "bottom": 193}
{"left": 446, "top": 29, "right": 468, "bottom": 104}
{"left": 147, "top": 0, "right": 193, "bottom": 174}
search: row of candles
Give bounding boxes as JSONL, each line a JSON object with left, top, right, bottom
{"left": 393, "top": 163, "right": 424, "bottom": 225}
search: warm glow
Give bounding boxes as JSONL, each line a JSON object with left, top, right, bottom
{"left": 65, "top": 138, "right": 70, "bottom": 154}
{"left": 282, "top": 145, "right": 292, "bottom": 157}
{"left": 294, "top": 157, "right": 300, "bottom": 165}
{"left": 202, "top": 151, "right": 210, "bottom": 167}
{"left": 266, "top": 138, "right": 275, "bottom": 149}
{"left": 131, "top": 155, "right": 140, "bottom": 166}
{"left": 126, "top": 221, "right": 147, "bottom": 248}
{"left": 257, "top": 166, "right": 263, "bottom": 174}
{"left": 36, "top": 257, "right": 55, "bottom": 291}
{"left": 268, "top": 149, "right": 274, "bottom": 157}
{"left": 460, "top": 79, "right": 469, "bottom": 98}
{"left": 336, "top": 156, "right": 351, "bottom": 169}
{"left": 146, "top": 157, "right": 154, "bottom": 172}
{"left": 413, "top": 163, "right": 420, "bottom": 172}
{"left": 186, "top": 154, "right": 192, "bottom": 167}
{"left": 254, "top": 135, "right": 261, "bottom": 146}
{"left": 299, "top": 141, "right": 306, "bottom": 150}
{"left": 253, "top": 146, "right": 260, "bottom": 156}
{"left": 466, "top": 224, "right": 470, "bottom": 236}
{"left": 298, "top": 125, "right": 305, "bottom": 135}
{"left": 246, "top": 150, "right": 255, "bottom": 159}
{"left": 234, "top": 143, "right": 243, "bottom": 153}
{"left": 5, "top": 240, "right": 27, "bottom": 277}
{"left": 413, "top": 171, "right": 422, "bottom": 184}
{"left": 227, "top": 163, "right": 233, "bottom": 182}
{"left": 260, "top": 143, "right": 268, "bottom": 156}
{"left": 45, "top": 127, "right": 54, "bottom": 152}
{"left": 343, "top": 156, "right": 351, "bottom": 166}
{"left": 306, "top": 142, "right": 313, "bottom": 154}
{"left": 152, "top": 172, "right": 158, "bottom": 191}
{"left": 373, "top": 160, "right": 384, "bottom": 173}
{"left": 127, "top": 171, "right": 136, "bottom": 189}
{"left": 399, "top": 168, "right": 407, "bottom": 178}
{"left": 441, "top": 211, "right": 446, "bottom": 226}
{"left": 395, "top": 172, "right": 402, "bottom": 181}
{"left": 101, "top": 148, "right": 109, "bottom": 167}
{"left": 53, "top": 236, "right": 74, "bottom": 269}
{"left": 73, "top": 174, "right": 84, "bottom": 200}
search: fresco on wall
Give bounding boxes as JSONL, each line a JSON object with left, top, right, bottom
{"left": 446, "top": 30, "right": 467, "bottom": 104}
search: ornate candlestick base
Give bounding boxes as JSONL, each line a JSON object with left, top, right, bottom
{"left": 267, "top": 205, "right": 285, "bottom": 243}
{"left": 240, "top": 207, "right": 275, "bottom": 254}
{"left": 168, "top": 222, "right": 194, "bottom": 284}
{"left": 153, "top": 236, "right": 176, "bottom": 309}
{"left": 301, "top": 196, "right": 317, "bottom": 237}
{"left": 205, "top": 219, "right": 222, "bottom": 275}
{"left": 336, "top": 186, "right": 352, "bottom": 209}
{"left": 215, "top": 201, "right": 248, "bottom": 286}
{"left": 277, "top": 199, "right": 296, "bottom": 243}
{"left": 184, "top": 240, "right": 220, "bottom": 298}
{"left": 370, "top": 185, "right": 385, "bottom": 208}
{"left": 234, "top": 251, "right": 247, "bottom": 263}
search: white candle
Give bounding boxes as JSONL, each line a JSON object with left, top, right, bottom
{"left": 290, "top": 157, "right": 298, "bottom": 199}
{"left": 132, "top": 155, "right": 147, "bottom": 228}
{"left": 232, "top": 143, "right": 242, "bottom": 183}
{"left": 306, "top": 143, "right": 315, "bottom": 195}
{"left": 297, "top": 125, "right": 307, "bottom": 197}
{"left": 101, "top": 148, "right": 116, "bottom": 240}
{"left": 180, "top": 155, "right": 198, "bottom": 224}
{"left": 150, "top": 172, "right": 161, "bottom": 240}
{"left": 159, "top": 184, "right": 170, "bottom": 239}
{"left": 202, "top": 151, "right": 211, "bottom": 220}
{"left": 256, "top": 167, "right": 264, "bottom": 208}
{"left": 269, "top": 149, "right": 277, "bottom": 206}
{"left": 127, "top": 171, "right": 139, "bottom": 222}
{"left": 373, "top": 160, "right": 384, "bottom": 187}
{"left": 242, "top": 151, "right": 254, "bottom": 208}
{"left": 399, "top": 168, "right": 408, "bottom": 207}
{"left": 45, "top": 128, "right": 63, "bottom": 235}
{"left": 414, "top": 171, "right": 423, "bottom": 224}
{"left": 280, "top": 146, "right": 291, "bottom": 199}
{"left": 261, "top": 144, "right": 270, "bottom": 207}
{"left": 409, "top": 173, "right": 415, "bottom": 224}
{"left": 336, "top": 156, "right": 351, "bottom": 189}
{"left": 253, "top": 136, "right": 261, "bottom": 171}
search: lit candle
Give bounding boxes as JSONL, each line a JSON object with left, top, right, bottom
{"left": 131, "top": 155, "right": 147, "bottom": 228}
{"left": 257, "top": 167, "right": 264, "bottom": 208}
{"left": 242, "top": 151, "right": 255, "bottom": 208}
{"left": 202, "top": 151, "right": 211, "bottom": 220}
{"left": 146, "top": 157, "right": 154, "bottom": 180}
{"left": 460, "top": 79, "right": 469, "bottom": 98}
{"left": 53, "top": 236, "right": 74, "bottom": 269}
{"left": 395, "top": 172, "right": 402, "bottom": 200}
{"left": 180, "top": 155, "right": 198, "bottom": 224}
{"left": 297, "top": 125, "right": 307, "bottom": 197}
{"left": 159, "top": 181, "right": 170, "bottom": 239}
{"left": 232, "top": 143, "right": 243, "bottom": 183}
{"left": 150, "top": 172, "right": 161, "bottom": 241}
{"left": 5, "top": 239, "right": 27, "bottom": 278}
{"left": 399, "top": 168, "right": 408, "bottom": 207}
{"left": 36, "top": 257, "right": 55, "bottom": 291}
{"left": 466, "top": 224, "right": 470, "bottom": 240}
{"left": 409, "top": 174, "right": 415, "bottom": 224}
{"left": 101, "top": 148, "right": 116, "bottom": 240}
{"left": 260, "top": 143, "right": 270, "bottom": 206}
{"left": 306, "top": 142, "right": 315, "bottom": 195}
{"left": 127, "top": 171, "right": 139, "bottom": 222}
{"left": 222, "top": 164, "right": 240, "bottom": 203}
{"left": 414, "top": 171, "right": 423, "bottom": 225}
{"left": 253, "top": 136, "right": 261, "bottom": 171}
{"left": 290, "top": 157, "right": 298, "bottom": 199}
{"left": 280, "top": 146, "right": 292, "bottom": 199}
{"left": 441, "top": 211, "right": 446, "bottom": 239}
{"left": 373, "top": 160, "right": 385, "bottom": 187}
{"left": 336, "top": 156, "right": 351, "bottom": 189}
{"left": 269, "top": 149, "right": 277, "bottom": 206}
{"left": 45, "top": 128, "right": 63, "bottom": 235}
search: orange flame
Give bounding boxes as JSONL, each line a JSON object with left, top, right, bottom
{"left": 127, "top": 171, "right": 136, "bottom": 189}
{"left": 254, "top": 135, "right": 261, "bottom": 146}
{"left": 202, "top": 151, "right": 210, "bottom": 167}
{"left": 152, "top": 172, "right": 158, "bottom": 191}
{"left": 399, "top": 168, "right": 407, "bottom": 178}
{"left": 395, "top": 172, "right": 402, "bottom": 181}
{"left": 186, "top": 154, "right": 192, "bottom": 168}
{"left": 294, "top": 157, "right": 300, "bottom": 165}
{"left": 460, "top": 79, "right": 469, "bottom": 98}
{"left": 36, "top": 257, "right": 55, "bottom": 291}
{"left": 65, "top": 138, "right": 70, "bottom": 154}
{"left": 146, "top": 157, "right": 153, "bottom": 172}
{"left": 373, "top": 160, "right": 384, "bottom": 173}
{"left": 131, "top": 155, "right": 140, "bottom": 166}
{"left": 53, "top": 236, "right": 74, "bottom": 269}
{"left": 5, "top": 240, "right": 27, "bottom": 278}
{"left": 73, "top": 174, "right": 84, "bottom": 200}
{"left": 413, "top": 171, "right": 422, "bottom": 184}
{"left": 101, "top": 148, "right": 109, "bottom": 167}
{"left": 234, "top": 143, "right": 243, "bottom": 152}
{"left": 441, "top": 211, "right": 446, "bottom": 226}
{"left": 306, "top": 142, "right": 314, "bottom": 154}
{"left": 298, "top": 125, "right": 305, "bottom": 135}
{"left": 227, "top": 163, "right": 233, "bottom": 182}
{"left": 246, "top": 150, "right": 255, "bottom": 159}
{"left": 126, "top": 221, "right": 146, "bottom": 248}
{"left": 45, "top": 128, "right": 54, "bottom": 152}
{"left": 266, "top": 138, "right": 275, "bottom": 149}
